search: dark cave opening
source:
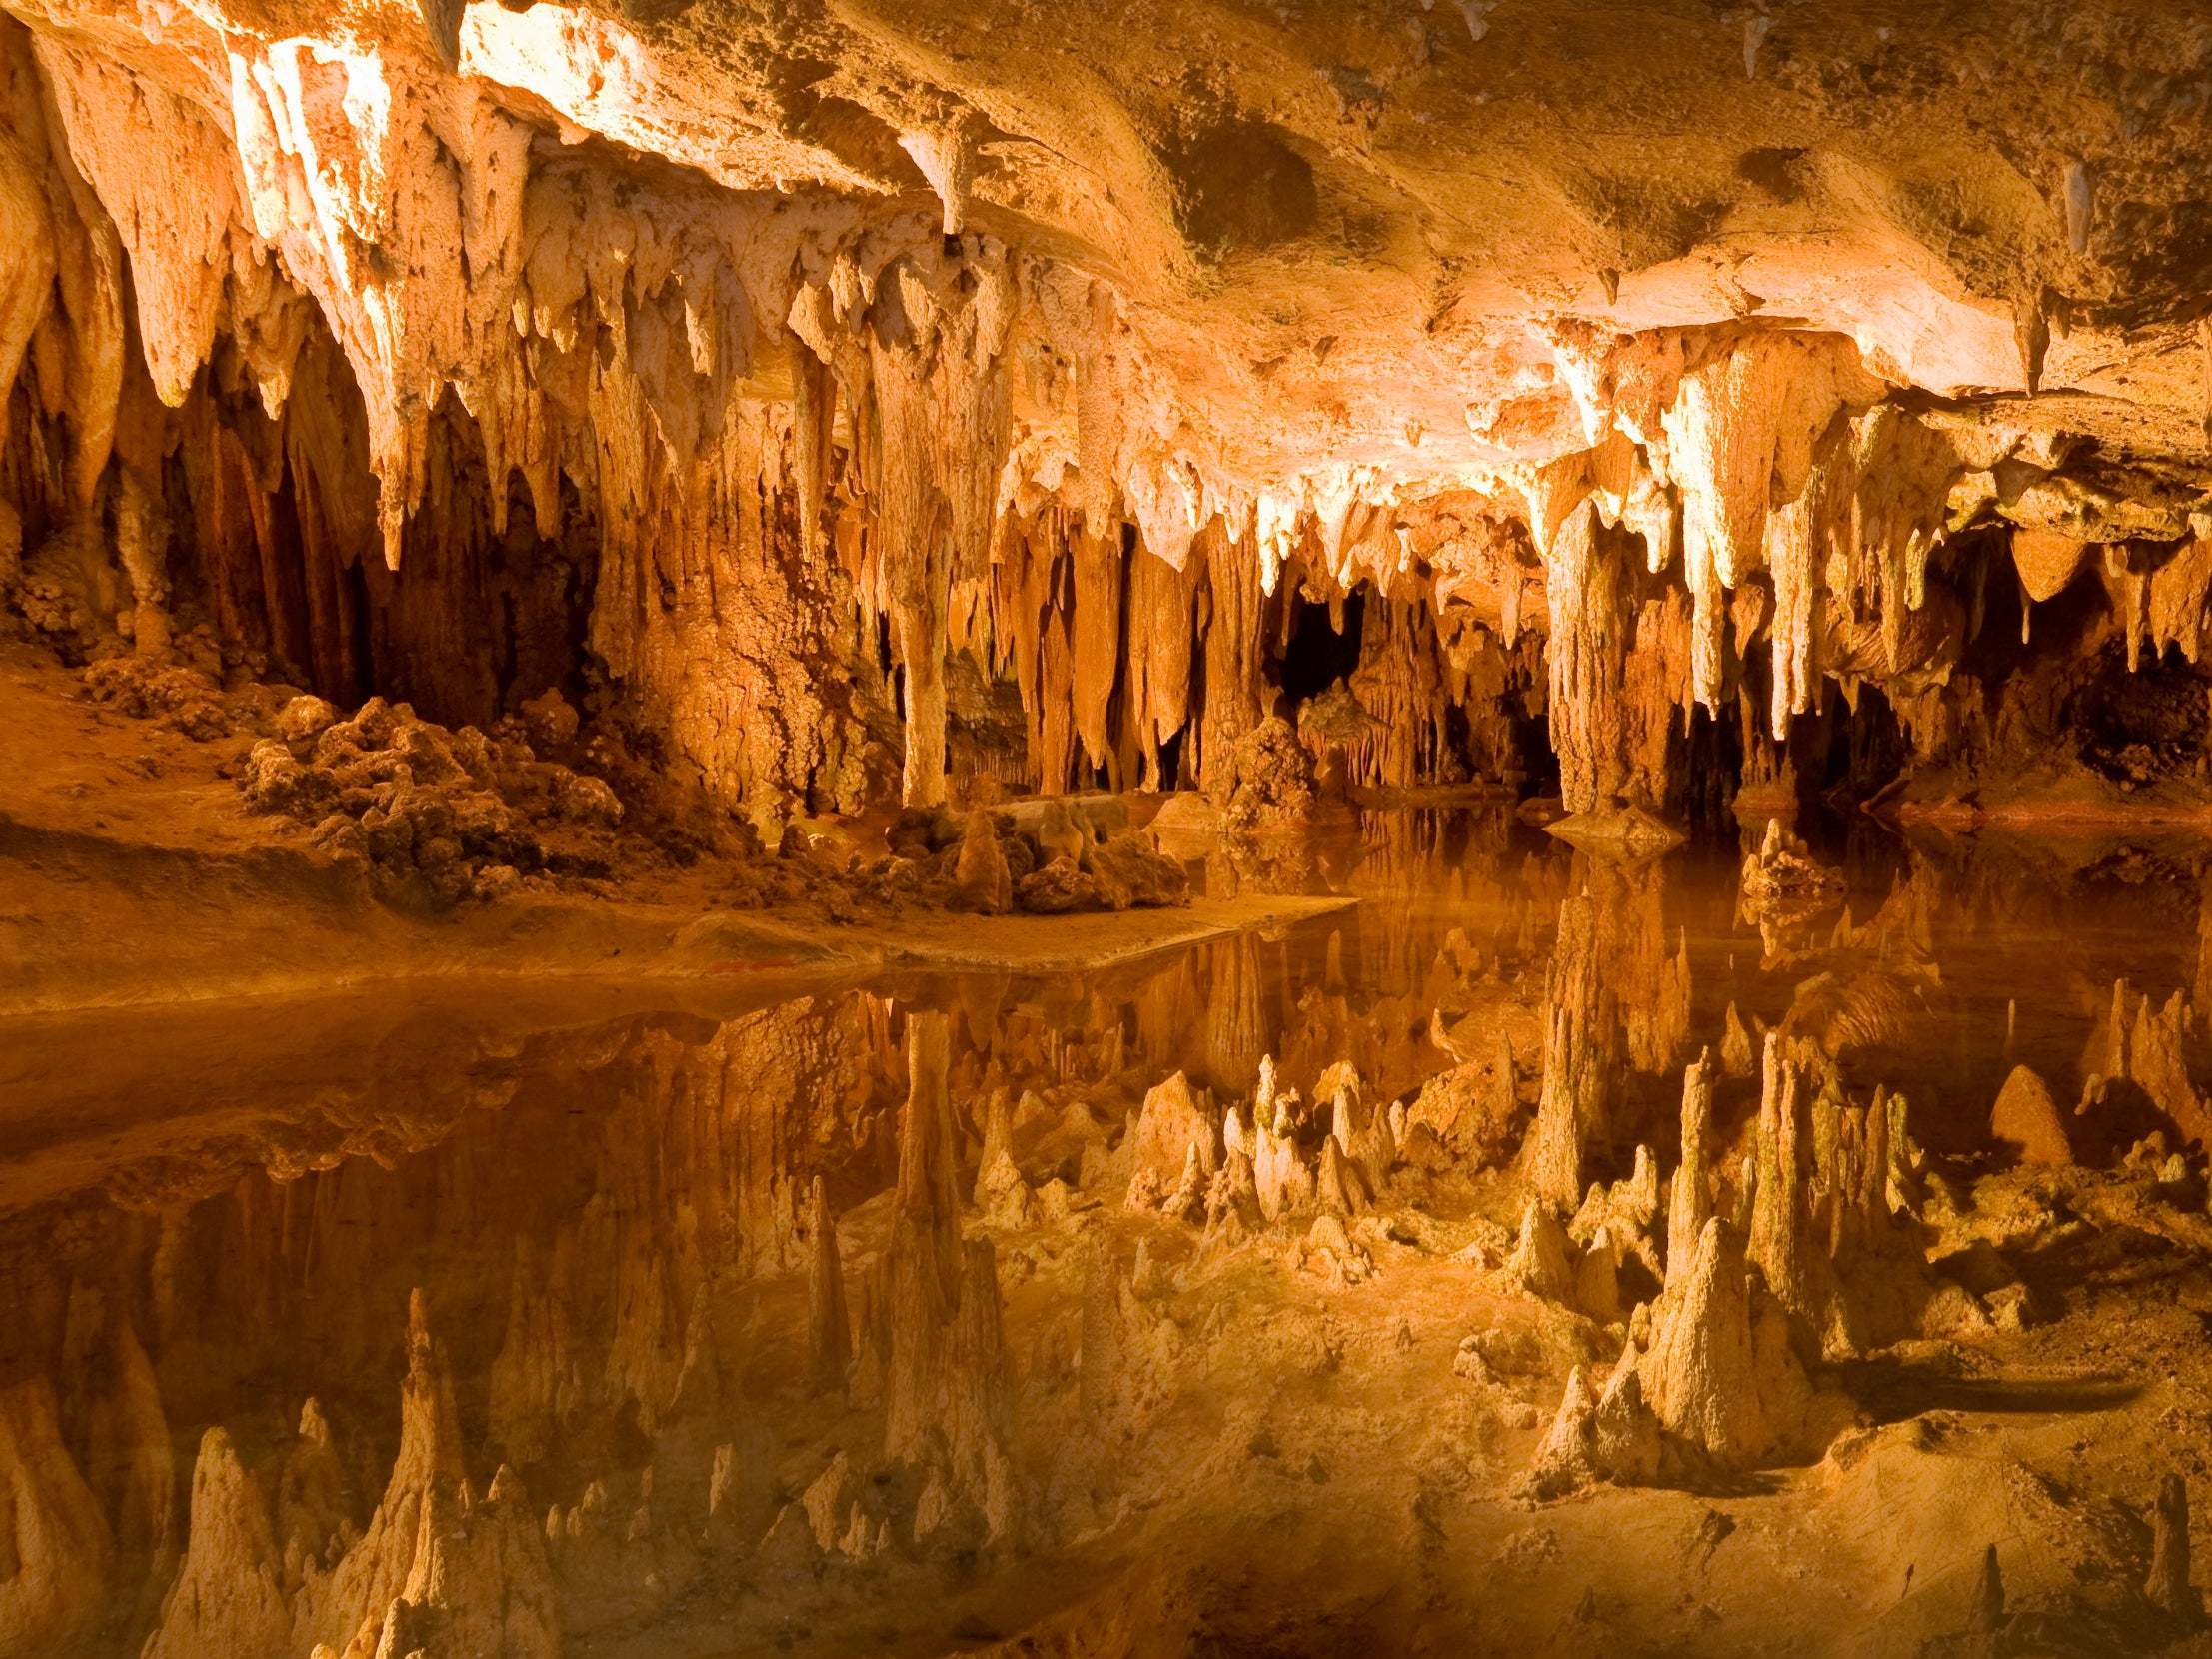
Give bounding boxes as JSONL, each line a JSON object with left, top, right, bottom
{"left": 1156, "top": 724, "right": 1187, "bottom": 790}
{"left": 1277, "top": 589, "right": 1365, "bottom": 707}
{"left": 2069, "top": 644, "right": 2212, "bottom": 788}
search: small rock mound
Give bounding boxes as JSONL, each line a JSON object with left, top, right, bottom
{"left": 869, "top": 803, "right": 1189, "bottom": 915}
{"left": 241, "top": 694, "right": 623, "bottom": 905}
{"left": 1990, "top": 1063, "right": 2072, "bottom": 1167}
{"left": 1212, "top": 715, "right": 1318, "bottom": 831}
{"left": 1739, "top": 819, "right": 1845, "bottom": 924}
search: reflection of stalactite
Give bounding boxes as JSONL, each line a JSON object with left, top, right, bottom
{"left": 1606, "top": 860, "right": 1690, "bottom": 1076}
{"left": 1527, "top": 855, "right": 1689, "bottom": 1202}
{"left": 1200, "top": 933, "right": 1268, "bottom": 1099}
{"left": 806, "top": 1176, "right": 851, "bottom": 1397}
{"left": 876, "top": 1012, "right": 1018, "bottom": 1534}
{"left": 1529, "top": 884, "right": 1615, "bottom": 1204}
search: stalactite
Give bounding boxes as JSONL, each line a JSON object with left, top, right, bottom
{"left": 1195, "top": 516, "right": 1270, "bottom": 793}
{"left": 1544, "top": 500, "right": 1628, "bottom": 816}
{"left": 1124, "top": 540, "right": 1201, "bottom": 788}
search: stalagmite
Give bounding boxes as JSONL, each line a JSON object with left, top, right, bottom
{"left": 1524, "top": 1356, "right": 1662, "bottom": 1500}
{"left": 376, "top": 1465, "right": 560, "bottom": 1659}
{"left": 1505, "top": 1198, "right": 1576, "bottom": 1301}
{"left": 1747, "top": 1033, "right": 1811, "bottom": 1323}
{"left": 1667, "top": 1050, "right": 1715, "bottom": 1286}
{"left": 0, "top": 1377, "right": 111, "bottom": 1655}
{"left": 2147, "top": 1473, "right": 2196, "bottom": 1621}
{"left": 310, "top": 1289, "right": 468, "bottom": 1656}
{"left": 143, "top": 1429, "right": 290, "bottom": 1659}
{"left": 1640, "top": 1217, "right": 1812, "bottom": 1468}
{"left": 1989, "top": 1065, "right": 2071, "bottom": 1167}
{"left": 1314, "top": 1137, "right": 1368, "bottom": 1218}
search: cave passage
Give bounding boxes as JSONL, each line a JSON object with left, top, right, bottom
{"left": 10, "top": 3, "right": 2212, "bottom": 1656}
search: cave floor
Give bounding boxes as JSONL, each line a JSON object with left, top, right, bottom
{"left": 0, "top": 645, "right": 1353, "bottom": 1013}
{"left": 12, "top": 780, "right": 2212, "bottom": 1655}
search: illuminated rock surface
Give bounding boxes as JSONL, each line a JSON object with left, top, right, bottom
{"left": 8, "top": 4, "right": 2212, "bottom": 1654}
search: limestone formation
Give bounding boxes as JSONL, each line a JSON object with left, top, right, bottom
{"left": 143, "top": 1429, "right": 291, "bottom": 1659}
{"left": 11, "top": 3, "right": 2212, "bottom": 1654}
{"left": 951, "top": 811, "right": 1013, "bottom": 914}
{"left": 1504, "top": 1200, "right": 1576, "bottom": 1303}
{"left": 1739, "top": 821, "right": 1845, "bottom": 924}
{"left": 0, "top": 1378, "right": 112, "bottom": 1655}
{"left": 1639, "top": 1217, "right": 1814, "bottom": 1469}
{"left": 2147, "top": 1473, "right": 2197, "bottom": 1622}
{"left": 1990, "top": 1065, "right": 2073, "bottom": 1167}
{"left": 1666, "top": 1052, "right": 1716, "bottom": 1288}
{"left": 1525, "top": 1354, "right": 1663, "bottom": 1501}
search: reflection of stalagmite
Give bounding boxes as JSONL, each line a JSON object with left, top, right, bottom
{"left": 807, "top": 1176, "right": 851, "bottom": 1395}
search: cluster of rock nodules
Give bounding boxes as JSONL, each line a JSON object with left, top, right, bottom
{"left": 871, "top": 799, "right": 1188, "bottom": 916}
{"left": 238, "top": 689, "right": 628, "bottom": 905}
{"left": 77, "top": 651, "right": 631, "bottom": 904}
{"left": 7, "top": 0, "right": 2212, "bottom": 837}
{"left": 1738, "top": 820, "right": 1846, "bottom": 926}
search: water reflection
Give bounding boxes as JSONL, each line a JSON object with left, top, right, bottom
{"left": 5, "top": 814, "right": 2212, "bottom": 1655}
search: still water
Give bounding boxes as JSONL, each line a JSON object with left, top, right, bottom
{"left": 1, "top": 810, "right": 2204, "bottom": 1657}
